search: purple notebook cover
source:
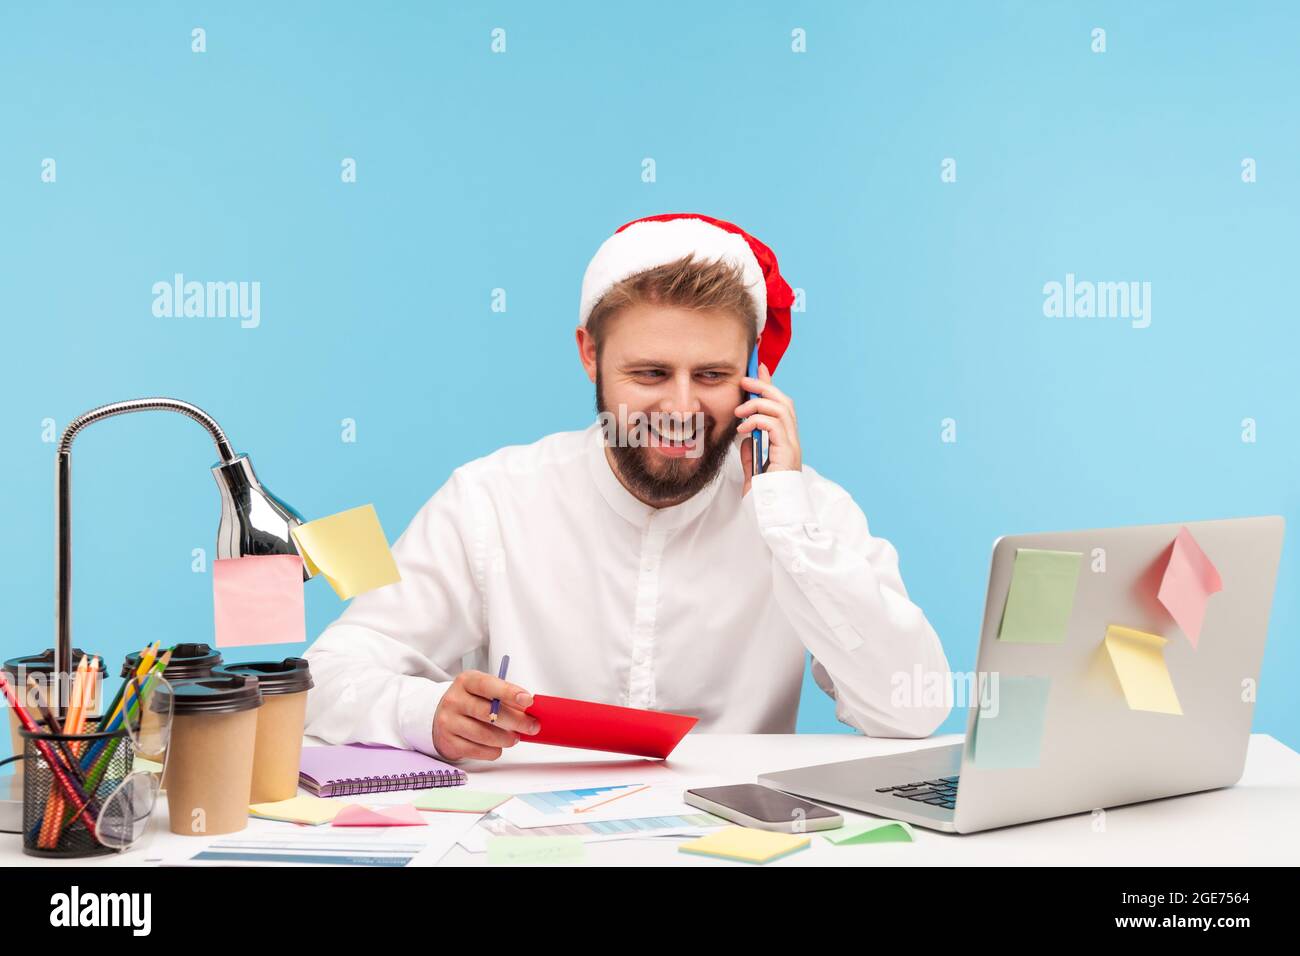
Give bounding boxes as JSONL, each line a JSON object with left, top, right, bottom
{"left": 298, "top": 743, "right": 465, "bottom": 796}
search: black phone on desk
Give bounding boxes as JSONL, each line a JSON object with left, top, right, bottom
{"left": 685, "top": 784, "right": 843, "bottom": 833}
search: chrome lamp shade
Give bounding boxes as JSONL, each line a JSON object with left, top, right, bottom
{"left": 213, "top": 454, "right": 311, "bottom": 566}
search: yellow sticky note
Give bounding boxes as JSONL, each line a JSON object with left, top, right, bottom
{"left": 250, "top": 795, "right": 354, "bottom": 826}
{"left": 291, "top": 504, "right": 401, "bottom": 600}
{"left": 1104, "top": 625, "right": 1183, "bottom": 715}
{"left": 678, "top": 826, "right": 810, "bottom": 864}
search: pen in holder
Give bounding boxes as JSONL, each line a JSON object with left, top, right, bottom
{"left": 21, "top": 726, "right": 133, "bottom": 858}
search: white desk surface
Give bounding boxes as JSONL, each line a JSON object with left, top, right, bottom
{"left": 5, "top": 733, "right": 1298, "bottom": 866}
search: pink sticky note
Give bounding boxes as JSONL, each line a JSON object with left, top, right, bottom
{"left": 1157, "top": 527, "right": 1223, "bottom": 648}
{"left": 331, "top": 805, "right": 427, "bottom": 827}
{"left": 212, "top": 555, "right": 306, "bottom": 648}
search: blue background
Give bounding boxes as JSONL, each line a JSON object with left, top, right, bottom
{"left": 2, "top": 2, "right": 1295, "bottom": 747}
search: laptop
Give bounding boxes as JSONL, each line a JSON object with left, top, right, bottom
{"left": 758, "top": 516, "right": 1285, "bottom": 833}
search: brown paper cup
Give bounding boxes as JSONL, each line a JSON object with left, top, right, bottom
{"left": 166, "top": 709, "right": 258, "bottom": 836}
{"left": 248, "top": 690, "right": 308, "bottom": 804}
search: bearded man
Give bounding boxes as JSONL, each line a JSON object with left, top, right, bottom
{"left": 303, "top": 213, "right": 952, "bottom": 761}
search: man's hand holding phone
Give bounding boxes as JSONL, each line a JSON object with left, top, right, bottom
{"left": 736, "top": 360, "right": 802, "bottom": 497}
{"left": 432, "top": 670, "right": 540, "bottom": 761}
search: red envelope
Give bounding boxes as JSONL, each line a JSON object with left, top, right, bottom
{"left": 522, "top": 694, "right": 698, "bottom": 759}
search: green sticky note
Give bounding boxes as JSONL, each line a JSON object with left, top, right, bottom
{"left": 998, "top": 549, "right": 1083, "bottom": 644}
{"left": 487, "top": 836, "right": 586, "bottom": 866}
{"left": 824, "top": 820, "right": 914, "bottom": 845}
{"left": 970, "top": 675, "right": 1051, "bottom": 769}
{"left": 413, "top": 790, "right": 513, "bottom": 813}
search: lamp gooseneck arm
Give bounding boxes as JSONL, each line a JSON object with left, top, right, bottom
{"left": 54, "top": 398, "right": 238, "bottom": 715}
{"left": 57, "top": 398, "right": 237, "bottom": 461}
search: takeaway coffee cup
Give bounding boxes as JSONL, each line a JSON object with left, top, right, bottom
{"left": 121, "top": 642, "right": 222, "bottom": 683}
{"left": 155, "top": 673, "right": 263, "bottom": 836}
{"left": 217, "top": 659, "right": 314, "bottom": 803}
{"left": 3, "top": 649, "right": 106, "bottom": 775}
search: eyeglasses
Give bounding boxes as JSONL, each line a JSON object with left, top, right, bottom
{"left": 93, "top": 673, "right": 173, "bottom": 851}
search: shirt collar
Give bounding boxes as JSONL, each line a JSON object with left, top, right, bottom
{"left": 584, "top": 420, "right": 735, "bottom": 531}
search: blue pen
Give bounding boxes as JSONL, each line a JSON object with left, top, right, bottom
{"left": 489, "top": 655, "right": 510, "bottom": 723}
{"left": 746, "top": 346, "right": 766, "bottom": 477}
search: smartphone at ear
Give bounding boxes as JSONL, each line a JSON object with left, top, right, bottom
{"left": 746, "top": 345, "right": 766, "bottom": 478}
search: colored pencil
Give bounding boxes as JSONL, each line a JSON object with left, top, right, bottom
{"left": 39, "top": 657, "right": 88, "bottom": 846}
{"left": 44, "top": 656, "right": 100, "bottom": 847}
{"left": 99, "top": 641, "right": 157, "bottom": 732}
{"left": 26, "top": 677, "right": 89, "bottom": 789}
{"left": 83, "top": 649, "right": 172, "bottom": 787}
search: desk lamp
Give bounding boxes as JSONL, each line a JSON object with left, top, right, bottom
{"left": 52, "top": 397, "right": 314, "bottom": 717}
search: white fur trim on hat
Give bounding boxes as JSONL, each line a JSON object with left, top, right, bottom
{"left": 578, "top": 217, "right": 767, "bottom": 332}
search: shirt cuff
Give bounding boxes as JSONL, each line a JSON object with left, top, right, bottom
{"left": 397, "top": 675, "right": 453, "bottom": 759}
{"left": 751, "top": 469, "right": 817, "bottom": 530}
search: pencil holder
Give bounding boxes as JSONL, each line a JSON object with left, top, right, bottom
{"left": 21, "top": 727, "right": 134, "bottom": 858}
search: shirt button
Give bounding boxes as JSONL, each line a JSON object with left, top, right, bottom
{"left": 791, "top": 557, "right": 805, "bottom": 574}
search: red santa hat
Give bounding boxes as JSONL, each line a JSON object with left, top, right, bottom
{"left": 578, "top": 212, "right": 795, "bottom": 373}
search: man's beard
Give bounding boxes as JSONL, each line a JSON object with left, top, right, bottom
{"left": 596, "top": 366, "right": 740, "bottom": 507}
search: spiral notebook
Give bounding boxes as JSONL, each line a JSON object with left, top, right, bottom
{"left": 298, "top": 744, "right": 466, "bottom": 797}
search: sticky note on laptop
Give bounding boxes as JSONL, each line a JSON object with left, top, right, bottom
{"left": 679, "top": 826, "right": 810, "bottom": 864}
{"left": 970, "top": 675, "right": 1051, "bottom": 769}
{"left": 290, "top": 504, "right": 401, "bottom": 600}
{"left": 213, "top": 554, "right": 306, "bottom": 647}
{"left": 1157, "top": 527, "right": 1222, "bottom": 648}
{"left": 1104, "top": 625, "right": 1183, "bottom": 715}
{"left": 997, "top": 549, "right": 1082, "bottom": 644}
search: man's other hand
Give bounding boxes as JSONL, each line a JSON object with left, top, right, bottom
{"left": 432, "top": 670, "right": 540, "bottom": 761}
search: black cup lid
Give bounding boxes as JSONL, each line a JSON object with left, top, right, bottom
{"left": 154, "top": 673, "right": 263, "bottom": 716}
{"left": 122, "top": 642, "right": 222, "bottom": 680}
{"left": 3, "top": 648, "right": 107, "bottom": 677}
{"left": 217, "top": 658, "right": 313, "bottom": 696}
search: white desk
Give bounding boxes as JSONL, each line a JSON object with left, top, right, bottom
{"left": 6, "top": 733, "right": 1298, "bottom": 866}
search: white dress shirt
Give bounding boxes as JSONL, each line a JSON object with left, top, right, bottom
{"left": 302, "top": 421, "right": 952, "bottom": 758}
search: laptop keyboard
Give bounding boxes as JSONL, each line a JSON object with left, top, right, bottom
{"left": 875, "top": 776, "right": 959, "bottom": 811}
